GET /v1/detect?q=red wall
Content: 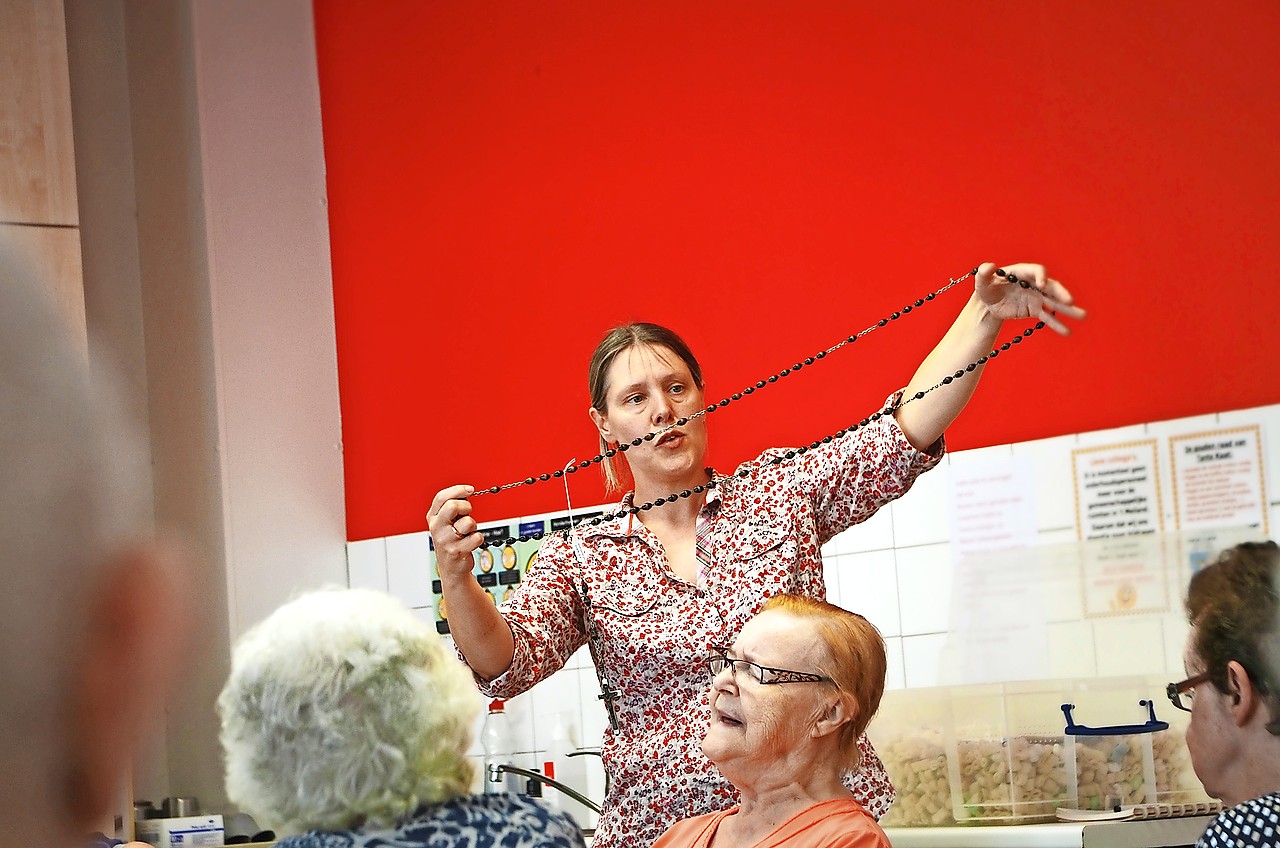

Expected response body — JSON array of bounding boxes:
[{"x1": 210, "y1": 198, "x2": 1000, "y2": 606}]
[{"x1": 313, "y1": 1, "x2": 1280, "y2": 542}]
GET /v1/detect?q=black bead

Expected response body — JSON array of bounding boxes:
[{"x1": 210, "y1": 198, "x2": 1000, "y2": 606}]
[
  {"x1": 692, "y1": 485, "x2": 705, "y2": 493},
  {"x1": 891, "y1": 312, "x2": 900, "y2": 320},
  {"x1": 680, "y1": 490, "x2": 691, "y2": 498},
  {"x1": 860, "y1": 418, "x2": 870, "y2": 427},
  {"x1": 1034, "y1": 321, "x2": 1046, "y2": 330},
  {"x1": 996, "y1": 267, "x2": 1007, "y2": 277},
  {"x1": 914, "y1": 391, "x2": 925, "y2": 400},
  {"x1": 632, "y1": 437, "x2": 643, "y2": 446},
  {"x1": 990, "y1": 349, "x2": 1000, "y2": 358},
  {"x1": 676, "y1": 417, "x2": 688, "y2": 426},
  {"x1": 518, "y1": 535, "x2": 529, "y2": 543},
  {"x1": 605, "y1": 449, "x2": 616, "y2": 458},
  {"x1": 816, "y1": 351, "x2": 826, "y2": 359},
  {"x1": 706, "y1": 404, "x2": 717, "y2": 413},
  {"x1": 914, "y1": 299, "x2": 924, "y2": 307},
  {"x1": 487, "y1": 486, "x2": 499, "y2": 494},
  {"x1": 744, "y1": 386, "x2": 755, "y2": 394},
  {"x1": 643, "y1": 432, "x2": 656, "y2": 441},
  {"x1": 1001, "y1": 342, "x2": 1012, "y2": 350},
  {"x1": 792, "y1": 363, "x2": 803, "y2": 371},
  {"x1": 780, "y1": 369, "x2": 790, "y2": 376},
  {"x1": 566, "y1": 465, "x2": 577, "y2": 473},
  {"x1": 641, "y1": 502, "x2": 652, "y2": 510},
  {"x1": 618, "y1": 443, "x2": 630, "y2": 452},
  {"x1": 707, "y1": 479, "x2": 718, "y2": 488},
  {"x1": 1012, "y1": 336, "x2": 1022, "y2": 344},
  {"x1": 629, "y1": 506, "x2": 641, "y2": 515},
  {"x1": 718, "y1": 399, "x2": 729, "y2": 407},
  {"x1": 1023, "y1": 328, "x2": 1034, "y2": 337},
  {"x1": 925, "y1": 293, "x2": 935, "y2": 301},
  {"x1": 847, "y1": 335, "x2": 857, "y2": 343},
  {"x1": 553, "y1": 470, "x2": 564, "y2": 477},
  {"x1": 822, "y1": 436, "x2": 832, "y2": 443},
  {"x1": 504, "y1": 537, "x2": 516, "y2": 547},
  {"x1": 902, "y1": 305, "x2": 912, "y2": 314},
  {"x1": 966, "y1": 364, "x2": 976, "y2": 372},
  {"x1": 540, "y1": 473, "x2": 551, "y2": 481},
  {"x1": 785, "y1": 450, "x2": 795, "y2": 459},
  {"x1": 756, "y1": 380, "x2": 766, "y2": 388},
  {"x1": 732, "y1": 393, "x2": 741, "y2": 400},
  {"x1": 579, "y1": 461, "x2": 590, "y2": 469},
  {"x1": 525, "y1": 477, "x2": 535, "y2": 485},
  {"x1": 977, "y1": 356, "x2": 988, "y2": 364},
  {"x1": 942, "y1": 376, "x2": 953, "y2": 385},
  {"x1": 804, "y1": 357, "x2": 815, "y2": 365},
  {"x1": 768, "y1": 375, "x2": 778, "y2": 383},
  {"x1": 878, "y1": 318, "x2": 888, "y2": 327},
  {"x1": 954, "y1": 370, "x2": 964, "y2": 379},
  {"x1": 810, "y1": 441, "x2": 820, "y2": 449},
  {"x1": 739, "y1": 468, "x2": 751, "y2": 477}
]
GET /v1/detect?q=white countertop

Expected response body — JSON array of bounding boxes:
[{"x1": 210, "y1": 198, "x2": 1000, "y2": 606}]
[{"x1": 884, "y1": 815, "x2": 1213, "y2": 848}]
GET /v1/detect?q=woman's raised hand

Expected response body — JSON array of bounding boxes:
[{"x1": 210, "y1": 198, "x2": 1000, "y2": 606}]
[
  {"x1": 427, "y1": 484, "x2": 482, "y2": 579},
  {"x1": 974, "y1": 262, "x2": 1086, "y2": 335}
]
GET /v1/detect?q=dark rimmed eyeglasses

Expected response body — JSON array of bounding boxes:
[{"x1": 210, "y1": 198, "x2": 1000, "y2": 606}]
[
  {"x1": 1166, "y1": 671, "x2": 1213, "y2": 712},
  {"x1": 703, "y1": 645, "x2": 832, "y2": 685}
]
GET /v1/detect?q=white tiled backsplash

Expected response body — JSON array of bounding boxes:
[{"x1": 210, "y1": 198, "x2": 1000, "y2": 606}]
[{"x1": 346, "y1": 402, "x2": 1280, "y2": 813}]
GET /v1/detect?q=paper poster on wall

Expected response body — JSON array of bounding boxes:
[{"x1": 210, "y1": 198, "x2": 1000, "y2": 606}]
[
  {"x1": 947, "y1": 456, "x2": 1048, "y2": 684},
  {"x1": 1072, "y1": 440, "x2": 1163, "y2": 541},
  {"x1": 1170, "y1": 425, "x2": 1269, "y2": 533},
  {"x1": 1077, "y1": 533, "x2": 1170, "y2": 618}
]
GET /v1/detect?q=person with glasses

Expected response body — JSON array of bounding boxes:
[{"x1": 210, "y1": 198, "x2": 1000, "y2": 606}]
[
  {"x1": 428, "y1": 263, "x2": 1083, "y2": 847},
  {"x1": 1169, "y1": 540, "x2": 1280, "y2": 848},
  {"x1": 653, "y1": 594, "x2": 890, "y2": 847}
]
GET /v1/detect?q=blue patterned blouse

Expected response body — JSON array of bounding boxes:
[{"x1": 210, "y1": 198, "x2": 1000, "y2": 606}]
[
  {"x1": 272, "y1": 793, "x2": 586, "y2": 848},
  {"x1": 1196, "y1": 793, "x2": 1280, "y2": 847}
]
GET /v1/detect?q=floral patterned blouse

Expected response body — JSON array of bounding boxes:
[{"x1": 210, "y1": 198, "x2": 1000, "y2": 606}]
[{"x1": 472, "y1": 394, "x2": 943, "y2": 848}]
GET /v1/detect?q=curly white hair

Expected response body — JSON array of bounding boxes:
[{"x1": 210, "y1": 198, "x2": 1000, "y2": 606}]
[{"x1": 218, "y1": 587, "x2": 480, "y2": 833}]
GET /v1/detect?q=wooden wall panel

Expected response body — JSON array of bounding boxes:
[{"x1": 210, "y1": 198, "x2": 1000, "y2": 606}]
[{"x1": 0, "y1": 0, "x2": 79, "y2": 225}]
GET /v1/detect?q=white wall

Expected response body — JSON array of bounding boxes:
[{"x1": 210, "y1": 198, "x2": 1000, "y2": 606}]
[
  {"x1": 349, "y1": 402, "x2": 1280, "y2": 817},
  {"x1": 65, "y1": 0, "x2": 348, "y2": 809}
]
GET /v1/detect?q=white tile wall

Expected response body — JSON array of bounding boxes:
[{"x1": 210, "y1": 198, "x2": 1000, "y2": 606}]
[
  {"x1": 346, "y1": 402, "x2": 1280, "y2": 808},
  {"x1": 345, "y1": 536, "x2": 388, "y2": 592}
]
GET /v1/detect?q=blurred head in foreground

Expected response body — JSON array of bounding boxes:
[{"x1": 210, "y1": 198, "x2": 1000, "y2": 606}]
[{"x1": 0, "y1": 230, "x2": 190, "y2": 848}]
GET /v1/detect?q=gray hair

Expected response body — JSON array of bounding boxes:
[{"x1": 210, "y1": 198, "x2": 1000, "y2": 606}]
[
  {"x1": 218, "y1": 587, "x2": 480, "y2": 833},
  {"x1": 0, "y1": 232, "x2": 148, "y2": 838}
]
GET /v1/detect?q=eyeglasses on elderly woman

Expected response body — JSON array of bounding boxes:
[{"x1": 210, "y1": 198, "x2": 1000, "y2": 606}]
[
  {"x1": 703, "y1": 645, "x2": 832, "y2": 685},
  {"x1": 1166, "y1": 670, "x2": 1213, "y2": 712}
]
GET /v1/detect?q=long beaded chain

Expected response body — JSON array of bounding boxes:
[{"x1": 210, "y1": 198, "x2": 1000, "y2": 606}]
[{"x1": 468, "y1": 267, "x2": 1040, "y2": 550}]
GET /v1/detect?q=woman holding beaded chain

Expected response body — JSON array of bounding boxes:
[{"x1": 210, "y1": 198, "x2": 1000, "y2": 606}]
[{"x1": 427, "y1": 262, "x2": 1083, "y2": 848}]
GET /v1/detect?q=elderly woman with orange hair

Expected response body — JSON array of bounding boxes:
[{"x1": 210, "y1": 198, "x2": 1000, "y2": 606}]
[{"x1": 654, "y1": 594, "x2": 891, "y2": 848}]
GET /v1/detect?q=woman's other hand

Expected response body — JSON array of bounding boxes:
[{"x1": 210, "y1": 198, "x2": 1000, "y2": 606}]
[
  {"x1": 427, "y1": 484, "x2": 482, "y2": 580},
  {"x1": 974, "y1": 262, "x2": 1086, "y2": 335}
]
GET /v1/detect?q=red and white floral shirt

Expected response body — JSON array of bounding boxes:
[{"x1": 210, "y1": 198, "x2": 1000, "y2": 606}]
[{"x1": 472, "y1": 395, "x2": 943, "y2": 848}]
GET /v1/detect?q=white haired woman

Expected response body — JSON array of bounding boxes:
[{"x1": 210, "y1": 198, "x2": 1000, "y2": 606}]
[
  {"x1": 654, "y1": 595, "x2": 891, "y2": 848},
  {"x1": 217, "y1": 588, "x2": 584, "y2": 848}
]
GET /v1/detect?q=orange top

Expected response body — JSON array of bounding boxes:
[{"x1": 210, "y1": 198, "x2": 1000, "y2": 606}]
[{"x1": 652, "y1": 797, "x2": 892, "y2": 848}]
